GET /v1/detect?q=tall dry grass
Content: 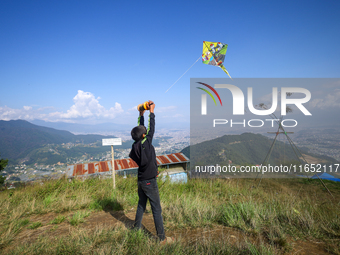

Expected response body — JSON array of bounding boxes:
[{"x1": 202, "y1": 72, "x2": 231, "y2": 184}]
[
  {"x1": 8, "y1": 224, "x2": 276, "y2": 255},
  {"x1": 0, "y1": 175, "x2": 339, "y2": 254}
]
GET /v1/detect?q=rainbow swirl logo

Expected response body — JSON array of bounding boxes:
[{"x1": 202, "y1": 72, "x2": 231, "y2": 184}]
[{"x1": 196, "y1": 82, "x2": 223, "y2": 106}]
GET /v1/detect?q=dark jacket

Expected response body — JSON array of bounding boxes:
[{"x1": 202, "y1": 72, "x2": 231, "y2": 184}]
[{"x1": 129, "y1": 113, "x2": 158, "y2": 181}]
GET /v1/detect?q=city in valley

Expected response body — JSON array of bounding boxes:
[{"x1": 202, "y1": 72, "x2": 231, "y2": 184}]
[
  {"x1": 2, "y1": 127, "x2": 339, "y2": 184},
  {"x1": 2, "y1": 129, "x2": 190, "y2": 184}
]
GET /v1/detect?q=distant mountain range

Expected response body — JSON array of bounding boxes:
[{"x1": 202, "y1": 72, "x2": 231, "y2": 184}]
[
  {"x1": 181, "y1": 133, "x2": 338, "y2": 166},
  {"x1": 0, "y1": 120, "x2": 119, "y2": 163},
  {"x1": 30, "y1": 119, "x2": 189, "y2": 134},
  {"x1": 1, "y1": 120, "x2": 337, "y2": 167},
  {"x1": 30, "y1": 120, "x2": 131, "y2": 134}
]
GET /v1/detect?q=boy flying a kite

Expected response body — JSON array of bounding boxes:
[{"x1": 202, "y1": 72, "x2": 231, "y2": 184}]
[{"x1": 129, "y1": 100, "x2": 173, "y2": 244}]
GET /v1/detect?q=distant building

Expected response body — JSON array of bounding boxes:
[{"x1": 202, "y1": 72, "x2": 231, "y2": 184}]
[{"x1": 66, "y1": 153, "x2": 189, "y2": 181}]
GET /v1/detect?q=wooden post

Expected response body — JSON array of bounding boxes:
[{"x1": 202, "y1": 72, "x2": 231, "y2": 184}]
[
  {"x1": 111, "y1": 145, "x2": 115, "y2": 189},
  {"x1": 102, "y1": 138, "x2": 121, "y2": 190}
]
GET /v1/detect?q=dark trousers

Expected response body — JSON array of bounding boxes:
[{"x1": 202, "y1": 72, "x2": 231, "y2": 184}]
[{"x1": 133, "y1": 177, "x2": 165, "y2": 241}]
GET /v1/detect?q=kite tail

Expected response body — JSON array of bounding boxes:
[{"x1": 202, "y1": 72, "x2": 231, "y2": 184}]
[{"x1": 220, "y1": 65, "x2": 232, "y2": 79}]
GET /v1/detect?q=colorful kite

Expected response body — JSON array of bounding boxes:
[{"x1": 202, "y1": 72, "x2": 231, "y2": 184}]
[
  {"x1": 202, "y1": 41, "x2": 231, "y2": 79},
  {"x1": 165, "y1": 41, "x2": 232, "y2": 93}
]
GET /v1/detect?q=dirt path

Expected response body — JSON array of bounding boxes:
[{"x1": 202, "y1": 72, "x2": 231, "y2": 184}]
[{"x1": 8, "y1": 210, "x2": 330, "y2": 255}]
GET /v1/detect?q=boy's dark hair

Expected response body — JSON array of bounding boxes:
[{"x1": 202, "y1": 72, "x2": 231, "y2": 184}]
[{"x1": 131, "y1": 125, "x2": 147, "y2": 141}]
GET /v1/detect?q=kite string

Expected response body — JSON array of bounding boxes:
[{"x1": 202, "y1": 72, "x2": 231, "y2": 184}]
[{"x1": 165, "y1": 55, "x2": 201, "y2": 93}]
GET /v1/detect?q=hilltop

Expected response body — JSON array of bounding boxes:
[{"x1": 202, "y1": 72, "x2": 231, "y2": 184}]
[
  {"x1": 0, "y1": 120, "x2": 168, "y2": 168},
  {"x1": 0, "y1": 176, "x2": 339, "y2": 254},
  {"x1": 181, "y1": 133, "x2": 338, "y2": 166},
  {"x1": 0, "y1": 120, "x2": 120, "y2": 164}
]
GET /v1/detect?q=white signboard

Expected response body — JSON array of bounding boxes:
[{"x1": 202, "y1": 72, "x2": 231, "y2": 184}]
[{"x1": 102, "y1": 138, "x2": 122, "y2": 146}]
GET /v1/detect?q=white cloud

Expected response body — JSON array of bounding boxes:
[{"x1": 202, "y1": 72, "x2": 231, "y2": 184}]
[
  {"x1": 309, "y1": 89, "x2": 340, "y2": 109},
  {"x1": 56, "y1": 90, "x2": 123, "y2": 119},
  {"x1": 128, "y1": 106, "x2": 137, "y2": 111},
  {"x1": 0, "y1": 90, "x2": 124, "y2": 123},
  {"x1": 23, "y1": 106, "x2": 32, "y2": 111},
  {"x1": 0, "y1": 105, "x2": 39, "y2": 121}
]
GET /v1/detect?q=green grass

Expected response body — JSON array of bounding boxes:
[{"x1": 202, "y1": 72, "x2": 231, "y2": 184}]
[
  {"x1": 8, "y1": 225, "x2": 277, "y2": 255},
  {"x1": 28, "y1": 222, "x2": 42, "y2": 229},
  {"x1": 50, "y1": 215, "x2": 65, "y2": 225},
  {"x1": 0, "y1": 175, "x2": 339, "y2": 254},
  {"x1": 68, "y1": 210, "x2": 91, "y2": 226}
]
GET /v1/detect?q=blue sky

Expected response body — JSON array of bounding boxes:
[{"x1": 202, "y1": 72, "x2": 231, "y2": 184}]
[{"x1": 0, "y1": 0, "x2": 339, "y2": 127}]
